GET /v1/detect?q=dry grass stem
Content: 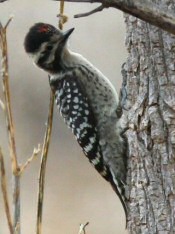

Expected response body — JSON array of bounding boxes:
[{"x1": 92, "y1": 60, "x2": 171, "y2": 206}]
[
  {"x1": 0, "y1": 19, "x2": 21, "y2": 234},
  {"x1": 0, "y1": 19, "x2": 18, "y2": 175},
  {"x1": 36, "y1": 1, "x2": 68, "y2": 232},
  {"x1": 20, "y1": 144, "x2": 41, "y2": 175},
  {"x1": 78, "y1": 222, "x2": 89, "y2": 234},
  {"x1": 4, "y1": 16, "x2": 14, "y2": 30},
  {"x1": 0, "y1": 147, "x2": 13, "y2": 234},
  {"x1": 36, "y1": 90, "x2": 55, "y2": 234},
  {"x1": 58, "y1": 0, "x2": 65, "y2": 29}
]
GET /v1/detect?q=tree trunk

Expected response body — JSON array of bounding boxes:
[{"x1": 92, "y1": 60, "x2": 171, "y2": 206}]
[{"x1": 122, "y1": 1, "x2": 175, "y2": 233}]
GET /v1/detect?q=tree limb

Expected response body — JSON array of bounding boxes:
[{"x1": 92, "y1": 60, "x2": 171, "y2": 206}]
[{"x1": 53, "y1": 0, "x2": 175, "y2": 35}]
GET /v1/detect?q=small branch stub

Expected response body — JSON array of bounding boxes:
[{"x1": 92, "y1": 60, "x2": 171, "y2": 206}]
[
  {"x1": 78, "y1": 222, "x2": 89, "y2": 234},
  {"x1": 20, "y1": 144, "x2": 41, "y2": 175},
  {"x1": 74, "y1": 4, "x2": 104, "y2": 18}
]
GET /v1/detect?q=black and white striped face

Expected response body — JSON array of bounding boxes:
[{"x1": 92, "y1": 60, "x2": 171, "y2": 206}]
[{"x1": 24, "y1": 23, "x2": 74, "y2": 71}]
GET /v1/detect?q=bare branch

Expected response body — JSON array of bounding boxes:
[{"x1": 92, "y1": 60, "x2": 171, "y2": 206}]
[
  {"x1": 52, "y1": 0, "x2": 175, "y2": 35},
  {"x1": 20, "y1": 144, "x2": 41, "y2": 175},
  {"x1": 36, "y1": 0, "x2": 68, "y2": 231},
  {"x1": 74, "y1": 5, "x2": 104, "y2": 18},
  {"x1": 4, "y1": 16, "x2": 14, "y2": 30},
  {"x1": 0, "y1": 147, "x2": 13, "y2": 234},
  {"x1": 0, "y1": 19, "x2": 21, "y2": 234},
  {"x1": 0, "y1": 19, "x2": 19, "y2": 175},
  {"x1": 58, "y1": 0, "x2": 67, "y2": 29},
  {"x1": 36, "y1": 90, "x2": 54, "y2": 234},
  {"x1": 78, "y1": 222, "x2": 89, "y2": 234}
]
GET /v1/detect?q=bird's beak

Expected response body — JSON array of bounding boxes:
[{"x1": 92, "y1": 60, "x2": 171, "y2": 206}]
[{"x1": 62, "y1": 28, "x2": 74, "y2": 42}]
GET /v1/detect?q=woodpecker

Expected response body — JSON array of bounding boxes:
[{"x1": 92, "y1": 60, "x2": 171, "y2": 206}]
[{"x1": 24, "y1": 23, "x2": 127, "y2": 218}]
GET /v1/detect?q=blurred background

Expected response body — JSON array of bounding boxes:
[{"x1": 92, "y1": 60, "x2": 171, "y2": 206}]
[{"x1": 0, "y1": 0, "x2": 127, "y2": 233}]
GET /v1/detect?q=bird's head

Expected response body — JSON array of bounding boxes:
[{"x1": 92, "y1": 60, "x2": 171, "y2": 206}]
[{"x1": 24, "y1": 22, "x2": 74, "y2": 71}]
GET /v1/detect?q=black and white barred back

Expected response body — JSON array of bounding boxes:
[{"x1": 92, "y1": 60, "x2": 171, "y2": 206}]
[
  {"x1": 50, "y1": 72, "x2": 127, "y2": 217},
  {"x1": 50, "y1": 74, "x2": 108, "y2": 174},
  {"x1": 24, "y1": 23, "x2": 128, "y2": 220}
]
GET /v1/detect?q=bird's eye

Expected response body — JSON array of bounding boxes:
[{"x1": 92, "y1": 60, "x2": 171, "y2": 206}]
[{"x1": 46, "y1": 45, "x2": 53, "y2": 51}]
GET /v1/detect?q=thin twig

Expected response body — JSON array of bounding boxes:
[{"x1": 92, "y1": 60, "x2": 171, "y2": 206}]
[
  {"x1": 36, "y1": 90, "x2": 54, "y2": 234},
  {"x1": 0, "y1": 20, "x2": 18, "y2": 175},
  {"x1": 52, "y1": 0, "x2": 175, "y2": 36},
  {"x1": 0, "y1": 19, "x2": 21, "y2": 234},
  {"x1": 74, "y1": 4, "x2": 104, "y2": 18},
  {"x1": 0, "y1": 147, "x2": 13, "y2": 234},
  {"x1": 4, "y1": 16, "x2": 14, "y2": 30},
  {"x1": 20, "y1": 144, "x2": 41, "y2": 175},
  {"x1": 58, "y1": 0, "x2": 65, "y2": 29},
  {"x1": 36, "y1": 0, "x2": 68, "y2": 232},
  {"x1": 78, "y1": 222, "x2": 89, "y2": 234},
  {"x1": 57, "y1": 0, "x2": 68, "y2": 29}
]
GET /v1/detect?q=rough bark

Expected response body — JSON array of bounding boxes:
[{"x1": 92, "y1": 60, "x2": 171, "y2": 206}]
[
  {"x1": 121, "y1": 0, "x2": 175, "y2": 233},
  {"x1": 53, "y1": 0, "x2": 175, "y2": 232}
]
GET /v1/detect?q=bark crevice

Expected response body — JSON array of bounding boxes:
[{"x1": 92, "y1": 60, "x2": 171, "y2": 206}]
[{"x1": 122, "y1": 3, "x2": 175, "y2": 231}]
